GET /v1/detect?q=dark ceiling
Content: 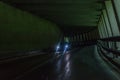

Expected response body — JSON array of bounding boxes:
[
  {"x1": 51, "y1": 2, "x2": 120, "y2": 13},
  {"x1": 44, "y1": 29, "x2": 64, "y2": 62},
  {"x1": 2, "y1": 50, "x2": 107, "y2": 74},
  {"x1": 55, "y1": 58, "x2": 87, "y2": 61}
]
[{"x1": 1, "y1": 0, "x2": 103, "y2": 34}]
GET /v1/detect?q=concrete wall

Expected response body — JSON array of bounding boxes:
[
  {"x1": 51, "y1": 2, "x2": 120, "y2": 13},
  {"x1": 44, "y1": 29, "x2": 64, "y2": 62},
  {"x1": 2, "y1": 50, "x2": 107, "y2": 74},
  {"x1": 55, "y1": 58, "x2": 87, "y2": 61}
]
[
  {"x1": 105, "y1": 1, "x2": 120, "y2": 36},
  {"x1": 0, "y1": 2, "x2": 61, "y2": 52}
]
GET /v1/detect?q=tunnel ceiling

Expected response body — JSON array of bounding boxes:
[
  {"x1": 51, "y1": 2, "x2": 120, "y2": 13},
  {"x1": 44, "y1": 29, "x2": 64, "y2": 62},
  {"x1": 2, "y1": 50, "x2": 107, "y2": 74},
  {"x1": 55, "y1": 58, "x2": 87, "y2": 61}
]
[{"x1": 1, "y1": 0, "x2": 103, "y2": 34}]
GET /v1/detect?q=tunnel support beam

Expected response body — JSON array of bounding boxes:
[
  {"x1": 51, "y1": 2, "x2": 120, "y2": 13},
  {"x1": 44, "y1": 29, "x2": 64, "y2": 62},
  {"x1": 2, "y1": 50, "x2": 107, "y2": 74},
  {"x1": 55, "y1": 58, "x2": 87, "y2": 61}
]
[{"x1": 105, "y1": 0, "x2": 120, "y2": 36}]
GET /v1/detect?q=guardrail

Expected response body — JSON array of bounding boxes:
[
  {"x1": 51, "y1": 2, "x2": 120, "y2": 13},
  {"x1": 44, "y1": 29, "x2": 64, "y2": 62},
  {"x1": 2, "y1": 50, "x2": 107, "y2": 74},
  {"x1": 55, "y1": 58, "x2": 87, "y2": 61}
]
[
  {"x1": 98, "y1": 41, "x2": 120, "y2": 56},
  {"x1": 0, "y1": 50, "x2": 51, "y2": 63},
  {"x1": 100, "y1": 36, "x2": 120, "y2": 41},
  {"x1": 97, "y1": 38, "x2": 120, "y2": 69}
]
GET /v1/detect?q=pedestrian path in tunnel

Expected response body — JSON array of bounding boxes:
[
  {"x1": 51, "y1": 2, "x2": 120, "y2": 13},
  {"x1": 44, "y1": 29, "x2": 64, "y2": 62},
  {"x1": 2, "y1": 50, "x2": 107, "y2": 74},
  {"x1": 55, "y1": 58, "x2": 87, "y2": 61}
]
[{"x1": 15, "y1": 46, "x2": 118, "y2": 80}]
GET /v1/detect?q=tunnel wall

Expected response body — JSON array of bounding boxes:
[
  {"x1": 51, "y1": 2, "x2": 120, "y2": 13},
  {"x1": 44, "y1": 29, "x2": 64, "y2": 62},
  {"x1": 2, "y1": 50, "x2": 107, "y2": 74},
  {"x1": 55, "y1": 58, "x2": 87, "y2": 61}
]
[
  {"x1": 97, "y1": 0, "x2": 120, "y2": 49},
  {"x1": 0, "y1": 2, "x2": 61, "y2": 52}
]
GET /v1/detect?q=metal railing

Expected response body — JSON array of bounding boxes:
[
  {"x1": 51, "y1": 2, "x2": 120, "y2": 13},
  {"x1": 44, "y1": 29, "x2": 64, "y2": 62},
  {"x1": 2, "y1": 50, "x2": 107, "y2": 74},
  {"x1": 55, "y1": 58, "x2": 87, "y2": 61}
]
[{"x1": 97, "y1": 37, "x2": 120, "y2": 69}]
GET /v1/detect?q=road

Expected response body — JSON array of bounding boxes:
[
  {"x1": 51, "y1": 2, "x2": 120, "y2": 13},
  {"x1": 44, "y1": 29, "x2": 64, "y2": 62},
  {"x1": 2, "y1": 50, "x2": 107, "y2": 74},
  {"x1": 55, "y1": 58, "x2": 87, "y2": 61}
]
[{"x1": 0, "y1": 46, "x2": 118, "y2": 80}]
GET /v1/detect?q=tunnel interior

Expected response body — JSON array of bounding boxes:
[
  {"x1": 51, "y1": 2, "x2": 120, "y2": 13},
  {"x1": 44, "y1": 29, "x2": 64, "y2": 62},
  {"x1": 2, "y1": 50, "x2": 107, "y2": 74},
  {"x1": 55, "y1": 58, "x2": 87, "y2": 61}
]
[
  {"x1": 0, "y1": 0, "x2": 120, "y2": 80},
  {"x1": 0, "y1": 0, "x2": 103, "y2": 52}
]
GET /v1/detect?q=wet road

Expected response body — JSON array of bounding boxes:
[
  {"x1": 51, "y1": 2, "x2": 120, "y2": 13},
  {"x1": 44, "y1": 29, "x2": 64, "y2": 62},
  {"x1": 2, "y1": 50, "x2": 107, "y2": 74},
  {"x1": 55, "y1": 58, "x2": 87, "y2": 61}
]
[{"x1": 16, "y1": 46, "x2": 117, "y2": 80}]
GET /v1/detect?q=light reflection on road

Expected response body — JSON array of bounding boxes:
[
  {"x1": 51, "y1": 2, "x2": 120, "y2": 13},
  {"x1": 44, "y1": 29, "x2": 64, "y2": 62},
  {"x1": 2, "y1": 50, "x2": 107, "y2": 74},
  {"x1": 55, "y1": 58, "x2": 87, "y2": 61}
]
[
  {"x1": 56, "y1": 53, "x2": 71, "y2": 80},
  {"x1": 16, "y1": 46, "x2": 116, "y2": 80}
]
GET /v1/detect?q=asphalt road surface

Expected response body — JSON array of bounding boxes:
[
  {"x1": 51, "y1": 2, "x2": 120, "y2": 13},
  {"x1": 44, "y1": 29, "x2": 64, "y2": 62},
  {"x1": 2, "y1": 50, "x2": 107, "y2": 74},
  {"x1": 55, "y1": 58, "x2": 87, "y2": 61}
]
[{"x1": 0, "y1": 46, "x2": 118, "y2": 80}]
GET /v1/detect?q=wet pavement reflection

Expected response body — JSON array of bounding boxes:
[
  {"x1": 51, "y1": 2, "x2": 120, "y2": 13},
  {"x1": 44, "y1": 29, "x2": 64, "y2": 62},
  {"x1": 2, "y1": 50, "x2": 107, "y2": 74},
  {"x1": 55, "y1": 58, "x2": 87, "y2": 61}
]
[
  {"x1": 18, "y1": 46, "x2": 117, "y2": 80},
  {"x1": 56, "y1": 54, "x2": 71, "y2": 80},
  {"x1": 18, "y1": 53, "x2": 72, "y2": 80}
]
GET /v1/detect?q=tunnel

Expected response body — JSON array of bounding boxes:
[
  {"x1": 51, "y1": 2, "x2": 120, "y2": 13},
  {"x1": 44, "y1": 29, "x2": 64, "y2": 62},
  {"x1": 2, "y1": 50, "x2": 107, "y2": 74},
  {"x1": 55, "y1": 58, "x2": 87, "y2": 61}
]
[{"x1": 0, "y1": 0, "x2": 120, "y2": 80}]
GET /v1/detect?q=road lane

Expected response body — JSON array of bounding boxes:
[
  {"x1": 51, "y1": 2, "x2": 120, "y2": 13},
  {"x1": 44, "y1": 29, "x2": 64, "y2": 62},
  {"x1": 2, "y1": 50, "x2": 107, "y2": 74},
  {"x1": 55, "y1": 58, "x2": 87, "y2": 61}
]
[
  {"x1": 0, "y1": 53, "x2": 52, "y2": 80},
  {"x1": 17, "y1": 46, "x2": 118, "y2": 80}
]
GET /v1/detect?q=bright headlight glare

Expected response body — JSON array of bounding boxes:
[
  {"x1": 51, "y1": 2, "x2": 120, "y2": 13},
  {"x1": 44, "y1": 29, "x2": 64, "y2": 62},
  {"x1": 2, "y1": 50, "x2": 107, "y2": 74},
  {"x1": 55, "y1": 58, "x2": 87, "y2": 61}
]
[{"x1": 65, "y1": 45, "x2": 68, "y2": 48}]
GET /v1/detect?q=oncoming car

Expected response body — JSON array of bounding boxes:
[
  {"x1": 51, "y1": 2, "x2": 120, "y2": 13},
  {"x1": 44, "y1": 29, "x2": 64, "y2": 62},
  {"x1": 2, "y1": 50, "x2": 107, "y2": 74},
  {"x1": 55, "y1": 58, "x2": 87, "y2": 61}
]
[{"x1": 55, "y1": 42, "x2": 69, "y2": 55}]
